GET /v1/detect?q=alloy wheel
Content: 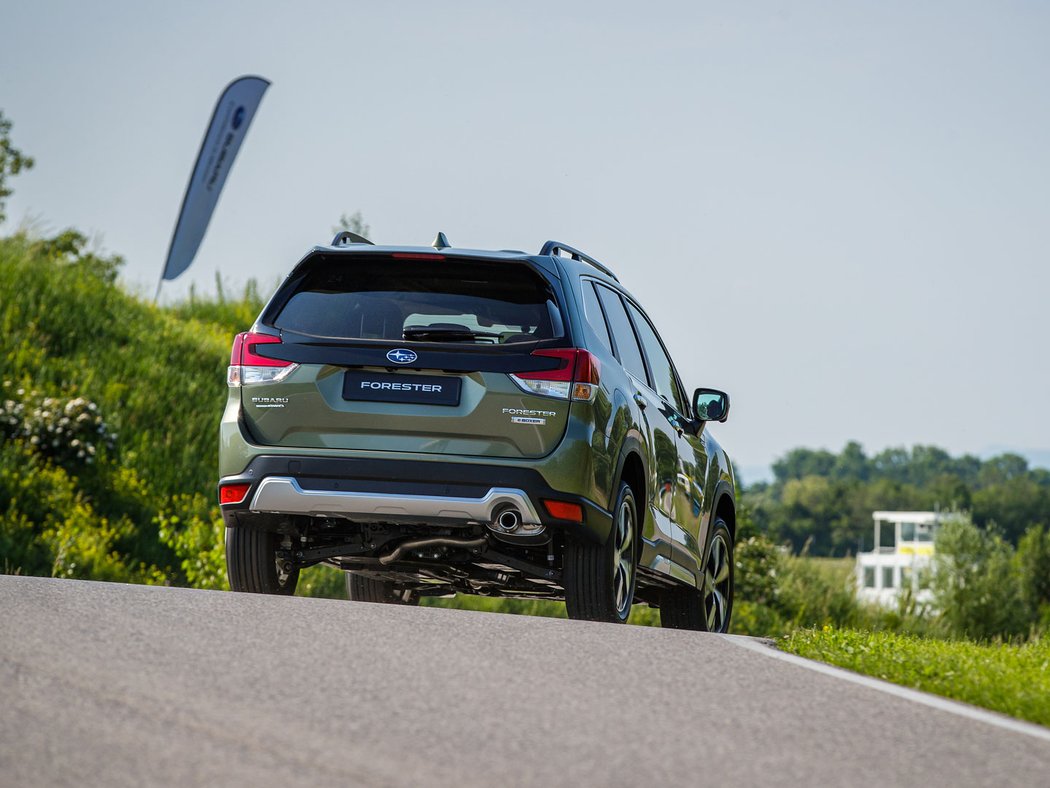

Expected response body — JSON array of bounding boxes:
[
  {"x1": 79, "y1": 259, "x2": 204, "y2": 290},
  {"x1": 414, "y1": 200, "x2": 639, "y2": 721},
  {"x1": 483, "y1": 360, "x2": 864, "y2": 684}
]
[
  {"x1": 703, "y1": 532, "x2": 732, "y2": 632},
  {"x1": 613, "y1": 497, "x2": 636, "y2": 617}
]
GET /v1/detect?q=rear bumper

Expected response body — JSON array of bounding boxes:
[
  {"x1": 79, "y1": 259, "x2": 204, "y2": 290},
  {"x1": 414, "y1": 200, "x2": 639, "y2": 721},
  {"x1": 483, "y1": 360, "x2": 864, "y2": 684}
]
[
  {"x1": 249, "y1": 476, "x2": 542, "y2": 525},
  {"x1": 219, "y1": 455, "x2": 613, "y2": 544}
]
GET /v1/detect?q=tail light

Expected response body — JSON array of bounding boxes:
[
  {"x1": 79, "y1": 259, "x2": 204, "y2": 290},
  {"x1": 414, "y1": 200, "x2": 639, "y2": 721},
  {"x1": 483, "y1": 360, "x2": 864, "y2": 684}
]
[
  {"x1": 227, "y1": 331, "x2": 299, "y2": 387},
  {"x1": 509, "y1": 349, "x2": 600, "y2": 401}
]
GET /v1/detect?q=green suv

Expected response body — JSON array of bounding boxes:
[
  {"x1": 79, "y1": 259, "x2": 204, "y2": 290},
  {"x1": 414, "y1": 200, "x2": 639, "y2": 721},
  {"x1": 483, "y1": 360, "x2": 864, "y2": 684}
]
[{"x1": 219, "y1": 234, "x2": 737, "y2": 629}]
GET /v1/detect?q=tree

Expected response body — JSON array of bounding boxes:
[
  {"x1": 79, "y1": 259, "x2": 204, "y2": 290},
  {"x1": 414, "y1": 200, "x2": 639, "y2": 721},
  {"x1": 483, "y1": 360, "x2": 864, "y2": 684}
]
[
  {"x1": 0, "y1": 110, "x2": 35, "y2": 225},
  {"x1": 1017, "y1": 524, "x2": 1050, "y2": 618},
  {"x1": 870, "y1": 447, "x2": 912, "y2": 484},
  {"x1": 978, "y1": 453, "x2": 1030, "y2": 487},
  {"x1": 831, "y1": 440, "x2": 869, "y2": 481},
  {"x1": 932, "y1": 516, "x2": 1028, "y2": 640},
  {"x1": 772, "y1": 447, "x2": 836, "y2": 483},
  {"x1": 333, "y1": 210, "x2": 371, "y2": 239}
]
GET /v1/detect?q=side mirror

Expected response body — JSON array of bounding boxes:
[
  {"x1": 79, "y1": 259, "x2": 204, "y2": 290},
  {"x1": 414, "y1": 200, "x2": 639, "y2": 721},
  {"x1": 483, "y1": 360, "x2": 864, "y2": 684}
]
[{"x1": 693, "y1": 388, "x2": 730, "y2": 423}]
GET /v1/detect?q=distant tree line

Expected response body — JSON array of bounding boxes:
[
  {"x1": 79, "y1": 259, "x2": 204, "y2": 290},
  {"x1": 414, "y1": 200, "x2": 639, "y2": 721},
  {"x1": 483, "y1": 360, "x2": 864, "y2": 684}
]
[{"x1": 744, "y1": 442, "x2": 1050, "y2": 556}]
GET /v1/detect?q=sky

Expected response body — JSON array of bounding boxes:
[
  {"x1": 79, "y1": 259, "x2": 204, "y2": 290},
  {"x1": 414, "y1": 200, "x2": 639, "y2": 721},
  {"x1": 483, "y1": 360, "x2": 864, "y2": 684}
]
[{"x1": 3, "y1": 1, "x2": 1049, "y2": 482}]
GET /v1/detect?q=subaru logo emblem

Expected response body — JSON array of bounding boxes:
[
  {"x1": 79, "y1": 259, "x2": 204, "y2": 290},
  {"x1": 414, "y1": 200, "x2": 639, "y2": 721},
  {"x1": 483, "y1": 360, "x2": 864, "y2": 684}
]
[{"x1": 386, "y1": 348, "x2": 417, "y2": 364}]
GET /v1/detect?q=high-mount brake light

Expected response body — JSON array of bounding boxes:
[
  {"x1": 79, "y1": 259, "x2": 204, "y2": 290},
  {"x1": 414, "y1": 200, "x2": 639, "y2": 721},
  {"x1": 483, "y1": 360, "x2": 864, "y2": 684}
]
[
  {"x1": 227, "y1": 331, "x2": 299, "y2": 387},
  {"x1": 509, "y1": 349, "x2": 600, "y2": 401},
  {"x1": 219, "y1": 482, "x2": 251, "y2": 505},
  {"x1": 391, "y1": 253, "x2": 446, "y2": 260}
]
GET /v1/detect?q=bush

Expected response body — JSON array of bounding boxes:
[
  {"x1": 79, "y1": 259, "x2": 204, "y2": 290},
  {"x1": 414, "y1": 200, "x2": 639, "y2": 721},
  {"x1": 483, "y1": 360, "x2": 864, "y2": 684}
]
[
  {"x1": 156, "y1": 494, "x2": 227, "y2": 590},
  {"x1": 933, "y1": 516, "x2": 1028, "y2": 641},
  {"x1": 2, "y1": 383, "x2": 116, "y2": 467},
  {"x1": 0, "y1": 439, "x2": 164, "y2": 583},
  {"x1": 1017, "y1": 524, "x2": 1050, "y2": 625}
]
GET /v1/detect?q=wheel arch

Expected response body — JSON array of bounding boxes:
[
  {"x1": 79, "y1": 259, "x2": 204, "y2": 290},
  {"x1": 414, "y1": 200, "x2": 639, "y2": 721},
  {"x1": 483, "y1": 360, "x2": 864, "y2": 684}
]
[
  {"x1": 712, "y1": 480, "x2": 736, "y2": 542},
  {"x1": 617, "y1": 450, "x2": 646, "y2": 517},
  {"x1": 611, "y1": 439, "x2": 646, "y2": 552}
]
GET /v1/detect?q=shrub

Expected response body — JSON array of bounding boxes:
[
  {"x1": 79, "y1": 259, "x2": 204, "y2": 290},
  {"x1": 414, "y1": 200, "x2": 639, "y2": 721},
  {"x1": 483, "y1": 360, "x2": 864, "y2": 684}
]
[
  {"x1": 1, "y1": 383, "x2": 116, "y2": 467},
  {"x1": 933, "y1": 516, "x2": 1028, "y2": 640},
  {"x1": 1017, "y1": 524, "x2": 1050, "y2": 634},
  {"x1": 156, "y1": 494, "x2": 227, "y2": 590}
]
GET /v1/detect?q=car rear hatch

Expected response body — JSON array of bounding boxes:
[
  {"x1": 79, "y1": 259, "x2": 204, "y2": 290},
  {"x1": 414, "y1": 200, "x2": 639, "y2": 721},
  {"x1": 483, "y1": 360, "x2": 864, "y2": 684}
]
[{"x1": 230, "y1": 250, "x2": 582, "y2": 459}]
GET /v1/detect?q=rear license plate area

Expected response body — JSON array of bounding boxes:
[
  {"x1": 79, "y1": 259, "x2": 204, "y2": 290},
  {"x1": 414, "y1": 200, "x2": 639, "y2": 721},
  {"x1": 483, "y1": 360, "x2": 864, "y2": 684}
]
[{"x1": 342, "y1": 371, "x2": 462, "y2": 406}]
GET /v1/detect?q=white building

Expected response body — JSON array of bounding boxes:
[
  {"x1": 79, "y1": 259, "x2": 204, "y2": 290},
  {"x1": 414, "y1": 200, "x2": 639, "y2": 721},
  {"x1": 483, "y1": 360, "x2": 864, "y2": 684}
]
[{"x1": 856, "y1": 511, "x2": 939, "y2": 607}]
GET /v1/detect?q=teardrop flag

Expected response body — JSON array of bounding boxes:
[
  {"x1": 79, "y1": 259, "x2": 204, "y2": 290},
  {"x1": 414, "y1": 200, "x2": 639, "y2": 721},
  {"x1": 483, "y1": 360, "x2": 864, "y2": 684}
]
[{"x1": 158, "y1": 75, "x2": 269, "y2": 297}]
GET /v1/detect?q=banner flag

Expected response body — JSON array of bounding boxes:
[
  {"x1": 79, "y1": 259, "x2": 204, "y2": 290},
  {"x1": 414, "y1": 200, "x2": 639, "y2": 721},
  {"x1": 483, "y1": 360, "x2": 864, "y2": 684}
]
[{"x1": 159, "y1": 75, "x2": 269, "y2": 294}]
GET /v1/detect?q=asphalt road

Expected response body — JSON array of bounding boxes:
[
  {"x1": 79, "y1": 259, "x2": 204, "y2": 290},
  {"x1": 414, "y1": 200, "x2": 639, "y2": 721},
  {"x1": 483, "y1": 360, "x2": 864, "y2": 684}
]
[{"x1": 2, "y1": 575, "x2": 1048, "y2": 787}]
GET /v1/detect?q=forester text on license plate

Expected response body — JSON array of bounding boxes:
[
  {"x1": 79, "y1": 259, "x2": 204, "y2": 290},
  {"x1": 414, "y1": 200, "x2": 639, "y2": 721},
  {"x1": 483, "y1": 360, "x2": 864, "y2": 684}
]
[{"x1": 342, "y1": 371, "x2": 461, "y2": 406}]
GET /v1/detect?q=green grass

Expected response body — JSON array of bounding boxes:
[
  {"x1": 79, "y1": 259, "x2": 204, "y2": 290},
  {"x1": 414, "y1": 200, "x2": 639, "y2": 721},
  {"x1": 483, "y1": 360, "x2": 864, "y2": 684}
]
[
  {"x1": 0, "y1": 231, "x2": 267, "y2": 585},
  {"x1": 780, "y1": 627, "x2": 1050, "y2": 727}
]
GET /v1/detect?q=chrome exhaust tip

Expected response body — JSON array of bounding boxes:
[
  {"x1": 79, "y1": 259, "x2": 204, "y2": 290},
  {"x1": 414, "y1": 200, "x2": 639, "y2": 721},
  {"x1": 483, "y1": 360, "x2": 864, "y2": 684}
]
[{"x1": 494, "y1": 507, "x2": 522, "y2": 533}]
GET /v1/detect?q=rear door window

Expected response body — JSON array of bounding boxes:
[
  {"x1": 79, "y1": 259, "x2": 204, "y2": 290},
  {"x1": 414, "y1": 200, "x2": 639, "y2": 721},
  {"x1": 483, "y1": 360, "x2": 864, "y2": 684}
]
[
  {"x1": 273, "y1": 256, "x2": 564, "y2": 344},
  {"x1": 626, "y1": 301, "x2": 687, "y2": 413},
  {"x1": 595, "y1": 285, "x2": 648, "y2": 383}
]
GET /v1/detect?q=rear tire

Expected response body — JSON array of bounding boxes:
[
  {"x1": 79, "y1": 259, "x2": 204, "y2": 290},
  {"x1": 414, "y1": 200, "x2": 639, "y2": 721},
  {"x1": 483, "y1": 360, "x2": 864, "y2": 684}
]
[
  {"x1": 564, "y1": 482, "x2": 638, "y2": 623},
  {"x1": 346, "y1": 573, "x2": 419, "y2": 605},
  {"x1": 660, "y1": 518, "x2": 733, "y2": 632},
  {"x1": 225, "y1": 527, "x2": 299, "y2": 595}
]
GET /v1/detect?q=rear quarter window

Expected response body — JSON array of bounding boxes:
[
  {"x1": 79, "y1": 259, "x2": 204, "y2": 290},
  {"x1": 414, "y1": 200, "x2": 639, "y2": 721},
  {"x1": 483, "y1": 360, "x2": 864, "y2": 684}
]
[{"x1": 580, "y1": 280, "x2": 614, "y2": 354}]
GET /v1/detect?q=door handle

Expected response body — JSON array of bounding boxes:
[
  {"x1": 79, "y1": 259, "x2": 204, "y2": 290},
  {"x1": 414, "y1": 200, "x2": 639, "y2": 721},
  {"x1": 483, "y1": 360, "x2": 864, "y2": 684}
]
[{"x1": 633, "y1": 392, "x2": 647, "y2": 410}]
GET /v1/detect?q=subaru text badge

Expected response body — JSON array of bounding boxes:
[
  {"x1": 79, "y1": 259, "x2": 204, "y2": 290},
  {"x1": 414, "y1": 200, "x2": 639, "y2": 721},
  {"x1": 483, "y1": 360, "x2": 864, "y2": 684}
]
[{"x1": 387, "y1": 348, "x2": 418, "y2": 364}]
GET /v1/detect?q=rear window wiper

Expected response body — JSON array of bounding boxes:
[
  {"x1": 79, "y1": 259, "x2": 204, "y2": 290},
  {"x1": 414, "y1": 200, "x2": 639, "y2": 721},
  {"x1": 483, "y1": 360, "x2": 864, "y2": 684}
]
[{"x1": 402, "y1": 327, "x2": 502, "y2": 343}]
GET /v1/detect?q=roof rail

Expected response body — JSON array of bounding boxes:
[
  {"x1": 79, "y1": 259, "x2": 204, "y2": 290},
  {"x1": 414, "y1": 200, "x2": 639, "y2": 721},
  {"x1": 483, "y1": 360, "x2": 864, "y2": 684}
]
[
  {"x1": 331, "y1": 231, "x2": 374, "y2": 246},
  {"x1": 539, "y1": 240, "x2": 619, "y2": 281}
]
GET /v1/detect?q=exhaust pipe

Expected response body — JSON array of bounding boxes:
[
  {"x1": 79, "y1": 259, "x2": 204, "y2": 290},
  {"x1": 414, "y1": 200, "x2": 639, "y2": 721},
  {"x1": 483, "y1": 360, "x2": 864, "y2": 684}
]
[
  {"x1": 378, "y1": 535, "x2": 488, "y2": 565},
  {"x1": 494, "y1": 507, "x2": 523, "y2": 533}
]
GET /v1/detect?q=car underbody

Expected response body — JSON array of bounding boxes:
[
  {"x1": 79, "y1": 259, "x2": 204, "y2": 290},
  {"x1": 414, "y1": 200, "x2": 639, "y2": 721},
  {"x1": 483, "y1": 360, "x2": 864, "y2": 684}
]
[{"x1": 227, "y1": 511, "x2": 672, "y2": 603}]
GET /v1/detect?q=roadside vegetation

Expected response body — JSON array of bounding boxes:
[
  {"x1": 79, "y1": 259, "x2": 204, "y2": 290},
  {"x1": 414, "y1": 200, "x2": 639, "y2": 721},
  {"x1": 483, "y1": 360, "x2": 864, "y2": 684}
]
[
  {"x1": 781, "y1": 628, "x2": 1050, "y2": 727},
  {"x1": 2, "y1": 112, "x2": 1048, "y2": 724}
]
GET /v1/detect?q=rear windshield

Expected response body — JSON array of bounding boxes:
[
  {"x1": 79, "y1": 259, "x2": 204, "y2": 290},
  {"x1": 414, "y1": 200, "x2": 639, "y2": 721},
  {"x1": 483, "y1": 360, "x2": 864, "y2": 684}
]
[{"x1": 273, "y1": 256, "x2": 564, "y2": 344}]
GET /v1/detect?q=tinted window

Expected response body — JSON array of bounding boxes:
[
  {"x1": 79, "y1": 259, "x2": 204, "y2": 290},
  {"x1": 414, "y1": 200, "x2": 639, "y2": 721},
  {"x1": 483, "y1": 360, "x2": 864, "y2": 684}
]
[
  {"x1": 274, "y1": 257, "x2": 563, "y2": 343},
  {"x1": 595, "y1": 286, "x2": 647, "y2": 383},
  {"x1": 580, "y1": 281, "x2": 613, "y2": 354},
  {"x1": 626, "y1": 302, "x2": 686, "y2": 413}
]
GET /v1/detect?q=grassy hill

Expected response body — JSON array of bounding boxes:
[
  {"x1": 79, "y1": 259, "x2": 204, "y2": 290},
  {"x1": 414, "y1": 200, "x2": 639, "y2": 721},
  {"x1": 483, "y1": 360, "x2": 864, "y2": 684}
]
[{"x1": 0, "y1": 231, "x2": 258, "y2": 586}]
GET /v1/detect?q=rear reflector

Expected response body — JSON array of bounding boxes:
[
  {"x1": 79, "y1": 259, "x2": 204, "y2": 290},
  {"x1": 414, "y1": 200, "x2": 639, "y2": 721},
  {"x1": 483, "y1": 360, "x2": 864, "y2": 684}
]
[
  {"x1": 542, "y1": 499, "x2": 584, "y2": 522},
  {"x1": 219, "y1": 483, "x2": 251, "y2": 505},
  {"x1": 510, "y1": 349, "x2": 600, "y2": 401}
]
